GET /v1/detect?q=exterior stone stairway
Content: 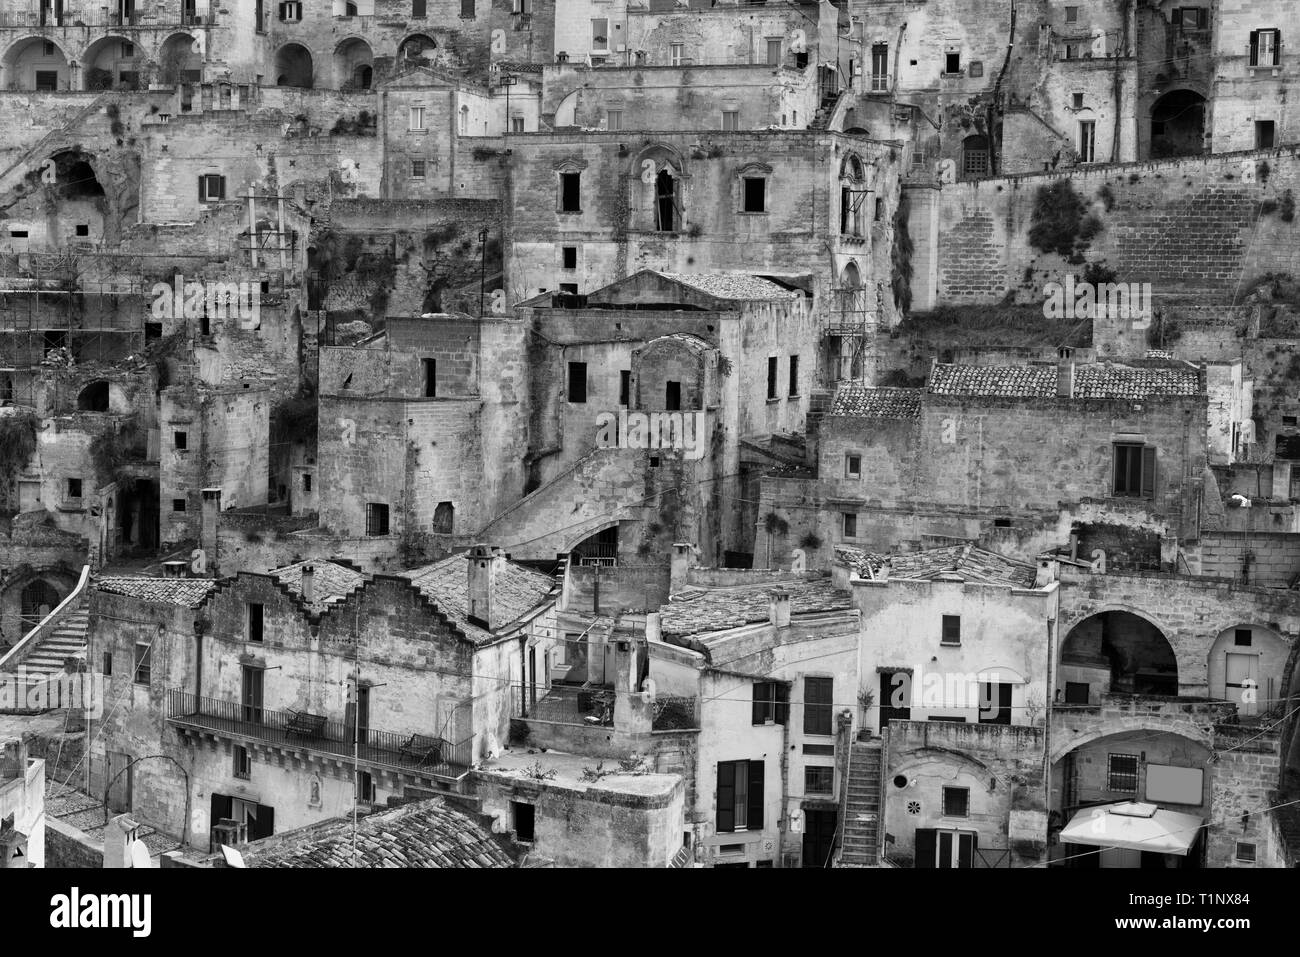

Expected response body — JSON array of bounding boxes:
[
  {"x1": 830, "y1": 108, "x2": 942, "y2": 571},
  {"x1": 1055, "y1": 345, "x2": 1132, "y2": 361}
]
[
  {"x1": 18, "y1": 597, "x2": 90, "y2": 678},
  {"x1": 840, "y1": 738, "x2": 883, "y2": 866}
]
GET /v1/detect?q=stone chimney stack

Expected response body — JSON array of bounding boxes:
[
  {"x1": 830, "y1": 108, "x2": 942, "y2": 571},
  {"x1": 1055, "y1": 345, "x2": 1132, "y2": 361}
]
[
  {"x1": 300, "y1": 565, "x2": 314, "y2": 605},
  {"x1": 645, "y1": 611, "x2": 662, "y2": 643},
  {"x1": 1056, "y1": 348, "x2": 1075, "y2": 399},
  {"x1": 200, "y1": 487, "x2": 222, "y2": 575},
  {"x1": 768, "y1": 589, "x2": 791, "y2": 627},
  {"x1": 670, "y1": 543, "x2": 695, "y2": 593},
  {"x1": 467, "y1": 544, "x2": 504, "y2": 631}
]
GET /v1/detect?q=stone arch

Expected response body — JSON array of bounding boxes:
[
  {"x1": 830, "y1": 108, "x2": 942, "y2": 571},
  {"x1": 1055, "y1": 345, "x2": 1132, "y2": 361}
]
[
  {"x1": 1058, "y1": 606, "x2": 1179, "y2": 698},
  {"x1": 1278, "y1": 640, "x2": 1300, "y2": 786},
  {"x1": 1049, "y1": 723, "x2": 1212, "y2": 769},
  {"x1": 1, "y1": 35, "x2": 71, "y2": 91},
  {"x1": 841, "y1": 260, "x2": 862, "y2": 289},
  {"x1": 77, "y1": 379, "x2": 110, "y2": 411},
  {"x1": 633, "y1": 145, "x2": 688, "y2": 234},
  {"x1": 333, "y1": 37, "x2": 373, "y2": 90},
  {"x1": 274, "y1": 42, "x2": 314, "y2": 88},
  {"x1": 82, "y1": 34, "x2": 138, "y2": 90},
  {"x1": 0, "y1": 565, "x2": 77, "y2": 646},
  {"x1": 1149, "y1": 89, "x2": 1206, "y2": 159},
  {"x1": 960, "y1": 134, "x2": 990, "y2": 180},
  {"x1": 157, "y1": 32, "x2": 202, "y2": 86},
  {"x1": 1205, "y1": 623, "x2": 1290, "y2": 717},
  {"x1": 569, "y1": 523, "x2": 620, "y2": 564},
  {"x1": 397, "y1": 33, "x2": 437, "y2": 70}
]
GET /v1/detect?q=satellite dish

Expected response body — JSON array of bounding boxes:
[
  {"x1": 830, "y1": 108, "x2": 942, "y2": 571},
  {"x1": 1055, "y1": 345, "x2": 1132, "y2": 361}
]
[{"x1": 220, "y1": 844, "x2": 246, "y2": 868}]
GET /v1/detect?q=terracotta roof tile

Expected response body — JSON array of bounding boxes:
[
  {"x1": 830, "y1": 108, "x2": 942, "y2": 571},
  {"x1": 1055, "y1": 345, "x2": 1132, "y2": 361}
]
[
  {"x1": 653, "y1": 271, "x2": 795, "y2": 301},
  {"x1": 94, "y1": 577, "x2": 217, "y2": 608},
  {"x1": 399, "y1": 553, "x2": 554, "y2": 644},
  {"x1": 928, "y1": 362, "x2": 1202, "y2": 400},
  {"x1": 269, "y1": 559, "x2": 367, "y2": 612},
  {"x1": 835, "y1": 544, "x2": 1038, "y2": 588},
  {"x1": 659, "y1": 577, "x2": 852, "y2": 638},
  {"x1": 830, "y1": 385, "x2": 922, "y2": 419}
]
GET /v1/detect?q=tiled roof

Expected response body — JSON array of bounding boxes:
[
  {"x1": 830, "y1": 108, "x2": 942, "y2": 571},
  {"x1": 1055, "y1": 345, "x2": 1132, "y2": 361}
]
[
  {"x1": 659, "y1": 577, "x2": 852, "y2": 638},
  {"x1": 269, "y1": 559, "x2": 367, "y2": 612},
  {"x1": 835, "y1": 544, "x2": 1038, "y2": 588},
  {"x1": 830, "y1": 385, "x2": 922, "y2": 419},
  {"x1": 653, "y1": 271, "x2": 794, "y2": 301},
  {"x1": 95, "y1": 577, "x2": 217, "y2": 608},
  {"x1": 927, "y1": 362, "x2": 1202, "y2": 400},
  {"x1": 400, "y1": 553, "x2": 555, "y2": 644},
  {"x1": 244, "y1": 798, "x2": 515, "y2": 869}
]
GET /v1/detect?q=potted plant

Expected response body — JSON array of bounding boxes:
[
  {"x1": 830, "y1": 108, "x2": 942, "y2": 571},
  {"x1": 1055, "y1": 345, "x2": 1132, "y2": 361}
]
[{"x1": 857, "y1": 688, "x2": 875, "y2": 738}]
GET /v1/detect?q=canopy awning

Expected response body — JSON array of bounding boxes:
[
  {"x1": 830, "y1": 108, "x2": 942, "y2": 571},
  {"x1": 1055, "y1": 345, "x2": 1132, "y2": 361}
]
[{"x1": 1059, "y1": 801, "x2": 1203, "y2": 856}]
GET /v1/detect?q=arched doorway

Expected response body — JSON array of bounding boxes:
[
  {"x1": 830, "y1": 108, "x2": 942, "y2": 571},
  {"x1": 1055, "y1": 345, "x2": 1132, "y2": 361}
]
[
  {"x1": 398, "y1": 34, "x2": 436, "y2": 70},
  {"x1": 158, "y1": 32, "x2": 202, "y2": 86},
  {"x1": 334, "y1": 37, "x2": 373, "y2": 90},
  {"x1": 2, "y1": 37, "x2": 70, "y2": 90},
  {"x1": 19, "y1": 579, "x2": 60, "y2": 633},
  {"x1": 77, "y1": 380, "x2": 110, "y2": 411},
  {"x1": 1206, "y1": 624, "x2": 1289, "y2": 717},
  {"x1": 572, "y1": 525, "x2": 618, "y2": 566},
  {"x1": 1150, "y1": 90, "x2": 1206, "y2": 158},
  {"x1": 1059, "y1": 610, "x2": 1178, "y2": 698},
  {"x1": 82, "y1": 35, "x2": 139, "y2": 90},
  {"x1": 274, "y1": 43, "x2": 314, "y2": 88}
]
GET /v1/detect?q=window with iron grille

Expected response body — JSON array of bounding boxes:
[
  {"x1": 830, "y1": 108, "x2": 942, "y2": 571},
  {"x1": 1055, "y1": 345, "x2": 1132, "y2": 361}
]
[
  {"x1": 1235, "y1": 841, "x2": 1257, "y2": 863},
  {"x1": 366, "y1": 503, "x2": 390, "y2": 536},
  {"x1": 1107, "y1": 753, "x2": 1139, "y2": 792},
  {"x1": 805, "y1": 766, "x2": 834, "y2": 794},
  {"x1": 804, "y1": 677, "x2": 833, "y2": 735},
  {"x1": 942, "y1": 786, "x2": 969, "y2": 817}
]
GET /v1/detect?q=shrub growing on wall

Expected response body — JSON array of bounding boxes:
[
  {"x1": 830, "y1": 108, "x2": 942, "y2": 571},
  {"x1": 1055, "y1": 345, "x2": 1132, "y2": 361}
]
[
  {"x1": 891, "y1": 190, "x2": 914, "y2": 315},
  {"x1": 1028, "y1": 179, "x2": 1101, "y2": 258},
  {"x1": 0, "y1": 412, "x2": 39, "y2": 514}
]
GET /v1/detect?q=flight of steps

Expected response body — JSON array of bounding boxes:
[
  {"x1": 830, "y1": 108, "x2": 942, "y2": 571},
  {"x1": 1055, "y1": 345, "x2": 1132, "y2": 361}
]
[
  {"x1": 17, "y1": 599, "x2": 90, "y2": 678},
  {"x1": 840, "y1": 738, "x2": 883, "y2": 866}
]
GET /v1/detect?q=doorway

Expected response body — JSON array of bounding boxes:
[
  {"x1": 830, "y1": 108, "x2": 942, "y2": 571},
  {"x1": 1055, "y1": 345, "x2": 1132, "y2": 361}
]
[{"x1": 802, "y1": 808, "x2": 838, "y2": 867}]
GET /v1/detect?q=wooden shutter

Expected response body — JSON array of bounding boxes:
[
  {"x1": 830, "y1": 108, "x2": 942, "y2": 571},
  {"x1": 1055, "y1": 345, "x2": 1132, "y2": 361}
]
[
  {"x1": 1274, "y1": 31, "x2": 1282, "y2": 66},
  {"x1": 747, "y1": 759, "x2": 765, "y2": 830},
  {"x1": 716, "y1": 762, "x2": 735, "y2": 832},
  {"x1": 915, "y1": 828, "x2": 936, "y2": 868},
  {"x1": 1250, "y1": 30, "x2": 1260, "y2": 64},
  {"x1": 198, "y1": 175, "x2": 205, "y2": 201},
  {"x1": 1141, "y1": 445, "x2": 1156, "y2": 497},
  {"x1": 752, "y1": 683, "x2": 767, "y2": 725},
  {"x1": 775, "y1": 683, "x2": 789, "y2": 725}
]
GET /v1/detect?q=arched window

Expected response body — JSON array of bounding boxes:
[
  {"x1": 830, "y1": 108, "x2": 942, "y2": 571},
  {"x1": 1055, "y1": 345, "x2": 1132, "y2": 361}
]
[
  {"x1": 961, "y1": 134, "x2": 990, "y2": 179},
  {"x1": 840, "y1": 155, "x2": 867, "y2": 237},
  {"x1": 459, "y1": 105, "x2": 469, "y2": 135},
  {"x1": 77, "y1": 380, "x2": 110, "y2": 412},
  {"x1": 655, "y1": 167, "x2": 678, "y2": 232}
]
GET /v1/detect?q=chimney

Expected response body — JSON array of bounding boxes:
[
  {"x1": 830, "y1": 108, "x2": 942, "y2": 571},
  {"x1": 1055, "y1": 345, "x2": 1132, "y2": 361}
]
[
  {"x1": 201, "y1": 487, "x2": 222, "y2": 575},
  {"x1": 645, "y1": 611, "x2": 662, "y2": 643},
  {"x1": 806, "y1": 390, "x2": 830, "y2": 469},
  {"x1": 670, "y1": 542, "x2": 695, "y2": 593},
  {"x1": 1056, "y1": 348, "x2": 1074, "y2": 399},
  {"x1": 300, "y1": 565, "x2": 314, "y2": 605},
  {"x1": 467, "y1": 544, "x2": 503, "y2": 631},
  {"x1": 1034, "y1": 558, "x2": 1057, "y2": 588},
  {"x1": 768, "y1": 589, "x2": 791, "y2": 627}
]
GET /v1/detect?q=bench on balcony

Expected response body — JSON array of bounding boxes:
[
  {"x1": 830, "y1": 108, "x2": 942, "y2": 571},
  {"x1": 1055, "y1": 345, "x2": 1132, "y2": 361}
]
[
  {"x1": 398, "y1": 733, "x2": 447, "y2": 769},
  {"x1": 285, "y1": 709, "x2": 327, "y2": 739}
]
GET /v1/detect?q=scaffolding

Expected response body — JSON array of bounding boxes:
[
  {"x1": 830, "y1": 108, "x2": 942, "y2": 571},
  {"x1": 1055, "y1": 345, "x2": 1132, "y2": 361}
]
[{"x1": 822, "y1": 285, "x2": 874, "y2": 381}]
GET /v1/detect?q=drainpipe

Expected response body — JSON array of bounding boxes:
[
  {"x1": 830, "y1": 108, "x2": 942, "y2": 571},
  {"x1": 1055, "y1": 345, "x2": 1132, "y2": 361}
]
[{"x1": 989, "y1": 1, "x2": 1018, "y2": 176}]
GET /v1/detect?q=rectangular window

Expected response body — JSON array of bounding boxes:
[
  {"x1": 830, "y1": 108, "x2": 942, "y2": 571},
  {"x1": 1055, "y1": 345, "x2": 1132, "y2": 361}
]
[
  {"x1": 366, "y1": 503, "x2": 390, "y2": 536},
  {"x1": 752, "y1": 681, "x2": 788, "y2": 725},
  {"x1": 172, "y1": 498, "x2": 186, "y2": 513},
  {"x1": 66, "y1": 477, "x2": 82, "y2": 499},
  {"x1": 174, "y1": 430, "x2": 188, "y2": 451},
  {"x1": 805, "y1": 766, "x2": 834, "y2": 795},
  {"x1": 743, "y1": 177, "x2": 766, "y2": 213},
  {"x1": 561, "y1": 246, "x2": 577, "y2": 269},
  {"x1": 413, "y1": 0, "x2": 426, "y2": 16},
  {"x1": 1065, "y1": 681, "x2": 1090, "y2": 704},
  {"x1": 422, "y1": 358, "x2": 436, "y2": 398},
  {"x1": 942, "y1": 786, "x2": 970, "y2": 817},
  {"x1": 1072, "y1": 92, "x2": 1085, "y2": 110},
  {"x1": 766, "y1": 38, "x2": 783, "y2": 66},
  {"x1": 411, "y1": 160, "x2": 426, "y2": 178},
  {"x1": 567, "y1": 361, "x2": 587, "y2": 403},
  {"x1": 1107, "y1": 753, "x2": 1140, "y2": 792},
  {"x1": 233, "y1": 745, "x2": 251, "y2": 780},
  {"x1": 198, "y1": 174, "x2": 226, "y2": 202},
  {"x1": 619, "y1": 370, "x2": 631, "y2": 407},
  {"x1": 788, "y1": 355, "x2": 799, "y2": 396},
  {"x1": 75, "y1": 224, "x2": 90, "y2": 237},
  {"x1": 871, "y1": 43, "x2": 889, "y2": 91},
  {"x1": 512, "y1": 801, "x2": 535, "y2": 841},
  {"x1": 511, "y1": 115, "x2": 525, "y2": 133},
  {"x1": 278, "y1": 1, "x2": 301, "y2": 21},
  {"x1": 979, "y1": 682, "x2": 1013, "y2": 725},
  {"x1": 102, "y1": 651, "x2": 113, "y2": 677},
  {"x1": 559, "y1": 172, "x2": 581, "y2": 212},
  {"x1": 1256, "y1": 120, "x2": 1276, "y2": 150},
  {"x1": 1251, "y1": 29, "x2": 1281, "y2": 67},
  {"x1": 916, "y1": 828, "x2": 976, "y2": 868},
  {"x1": 591, "y1": 18, "x2": 608, "y2": 52},
  {"x1": 1113, "y1": 442, "x2": 1155, "y2": 497},
  {"x1": 1065, "y1": 6, "x2": 1078, "y2": 22},
  {"x1": 842, "y1": 512, "x2": 857, "y2": 538},
  {"x1": 665, "y1": 381, "x2": 681, "y2": 411},
  {"x1": 133, "y1": 642, "x2": 151, "y2": 686},
  {"x1": 35, "y1": 71, "x2": 58, "y2": 92},
  {"x1": 122, "y1": 42, "x2": 135, "y2": 57},
  {"x1": 1064, "y1": 42, "x2": 1079, "y2": 60},
  {"x1": 803, "y1": 676, "x2": 833, "y2": 736},
  {"x1": 1235, "y1": 628, "x2": 1252, "y2": 647},
  {"x1": 247, "y1": 603, "x2": 264, "y2": 643},
  {"x1": 671, "y1": 43, "x2": 685, "y2": 66},
  {"x1": 408, "y1": 107, "x2": 426, "y2": 132},
  {"x1": 356, "y1": 770, "x2": 375, "y2": 804},
  {"x1": 303, "y1": 473, "x2": 312, "y2": 492},
  {"x1": 716, "y1": 759, "x2": 764, "y2": 833},
  {"x1": 945, "y1": 52, "x2": 961, "y2": 74},
  {"x1": 1235, "y1": 841, "x2": 1257, "y2": 863},
  {"x1": 1079, "y1": 120, "x2": 1097, "y2": 163},
  {"x1": 460, "y1": 0, "x2": 474, "y2": 17},
  {"x1": 767, "y1": 356, "x2": 778, "y2": 399},
  {"x1": 941, "y1": 615, "x2": 961, "y2": 646},
  {"x1": 606, "y1": 110, "x2": 622, "y2": 131},
  {"x1": 845, "y1": 454, "x2": 861, "y2": 478},
  {"x1": 722, "y1": 110, "x2": 739, "y2": 131}
]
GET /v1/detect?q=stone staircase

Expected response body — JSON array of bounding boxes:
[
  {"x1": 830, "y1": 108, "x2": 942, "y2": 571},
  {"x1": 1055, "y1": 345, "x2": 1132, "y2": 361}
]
[
  {"x1": 840, "y1": 738, "x2": 882, "y2": 866},
  {"x1": 18, "y1": 597, "x2": 90, "y2": 678}
]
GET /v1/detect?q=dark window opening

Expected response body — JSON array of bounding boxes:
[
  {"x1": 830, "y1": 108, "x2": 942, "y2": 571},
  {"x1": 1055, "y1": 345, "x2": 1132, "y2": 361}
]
[
  {"x1": 619, "y1": 370, "x2": 631, "y2": 407},
  {"x1": 1256, "y1": 120, "x2": 1276, "y2": 150},
  {"x1": 945, "y1": 52, "x2": 961, "y2": 74},
  {"x1": 1107, "y1": 753, "x2": 1139, "y2": 792},
  {"x1": 366, "y1": 502, "x2": 390, "y2": 536},
  {"x1": 941, "y1": 615, "x2": 961, "y2": 645},
  {"x1": 174, "y1": 430, "x2": 188, "y2": 450},
  {"x1": 767, "y1": 356, "x2": 778, "y2": 399},
  {"x1": 303, "y1": 473, "x2": 312, "y2": 492},
  {"x1": 842, "y1": 513, "x2": 857, "y2": 538},
  {"x1": 942, "y1": 786, "x2": 969, "y2": 817},
  {"x1": 66, "y1": 478, "x2": 82, "y2": 499},
  {"x1": 1113, "y1": 442, "x2": 1155, "y2": 497},
  {"x1": 567, "y1": 361, "x2": 588, "y2": 403},
  {"x1": 247, "y1": 603, "x2": 264, "y2": 642},
  {"x1": 665, "y1": 381, "x2": 681, "y2": 411},
  {"x1": 432, "y1": 500, "x2": 455, "y2": 534},
  {"x1": 654, "y1": 168, "x2": 677, "y2": 231},
  {"x1": 133, "y1": 642, "x2": 151, "y2": 685},
  {"x1": 805, "y1": 766, "x2": 834, "y2": 794},
  {"x1": 561, "y1": 246, "x2": 577, "y2": 269},
  {"x1": 716, "y1": 759, "x2": 764, "y2": 832},
  {"x1": 422, "y1": 358, "x2": 437, "y2": 397},
  {"x1": 559, "y1": 172, "x2": 581, "y2": 212},
  {"x1": 743, "y1": 177, "x2": 766, "y2": 213},
  {"x1": 234, "y1": 746, "x2": 251, "y2": 780},
  {"x1": 788, "y1": 355, "x2": 799, "y2": 396},
  {"x1": 1234, "y1": 628, "x2": 1252, "y2": 647},
  {"x1": 172, "y1": 498, "x2": 186, "y2": 512},
  {"x1": 1065, "y1": 681, "x2": 1090, "y2": 704},
  {"x1": 102, "y1": 651, "x2": 113, "y2": 676},
  {"x1": 512, "y1": 801, "x2": 535, "y2": 841},
  {"x1": 752, "y1": 681, "x2": 789, "y2": 725},
  {"x1": 979, "y1": 682, "x2": 1012, "y2": 725}
]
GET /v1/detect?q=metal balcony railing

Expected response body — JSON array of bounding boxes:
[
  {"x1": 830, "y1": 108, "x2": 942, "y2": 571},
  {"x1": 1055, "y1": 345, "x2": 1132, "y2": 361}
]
[
  {"x1": 166, "y1": 689, "x2": 472, "y2": 778},
  {"x1": 512, "y1": 682, "x2": 614, "y2": 727}
]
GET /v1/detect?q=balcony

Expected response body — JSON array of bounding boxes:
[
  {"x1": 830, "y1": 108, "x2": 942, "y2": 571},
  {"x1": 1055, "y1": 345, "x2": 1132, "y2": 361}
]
[
  {"x1": 512, "y1": 682, "x2": 614, "y2": 727},
  {"x1": 166, "y1": 690, "x2": 471, "y2": 780}
]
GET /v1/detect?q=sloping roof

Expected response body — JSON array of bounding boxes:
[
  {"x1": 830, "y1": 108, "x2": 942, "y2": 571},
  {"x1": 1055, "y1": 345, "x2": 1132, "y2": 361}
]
[
  {"x1": 659, "y1": 577, "x2": 852, "y2": 638},
  {"x1": 835, "y1": 544, "x2": 1038, "y2": 588},
  {"x1": 244, "y1": 798, "x2": 516, "y2": 869},
  {"x1": 830, "y1": 385, "x2": 922, "y2": 419},
  {"x1": 653, "y1": 271, "x2": 795, "y2": 301},
  {"x1": 95, "y1": 577, "x2": 217, "y2": 608},
  {"x1": 269, "y1": 560, "x2": 367, "y2": 613},
  {"x1": 399, "y1": 553, "x2": 555, "y2": 644},
  {"x1": 928, "y1": 362, "x2": 1202, "y2": 400}
]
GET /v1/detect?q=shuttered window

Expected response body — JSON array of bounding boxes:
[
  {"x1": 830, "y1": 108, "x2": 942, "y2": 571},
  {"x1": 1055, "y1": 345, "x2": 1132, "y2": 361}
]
[
  {"x1": 717, "y1": 760, "x2": 764, "y2": 832},
  {"x1": 804, "y1": 677, "x2": 833, "y2": 735}
]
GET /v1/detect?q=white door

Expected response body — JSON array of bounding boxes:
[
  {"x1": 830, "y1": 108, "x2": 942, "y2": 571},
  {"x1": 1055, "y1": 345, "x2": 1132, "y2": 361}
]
[{"x1": 1225, "y1": 653, "x2": 1259, "y2": 716}]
